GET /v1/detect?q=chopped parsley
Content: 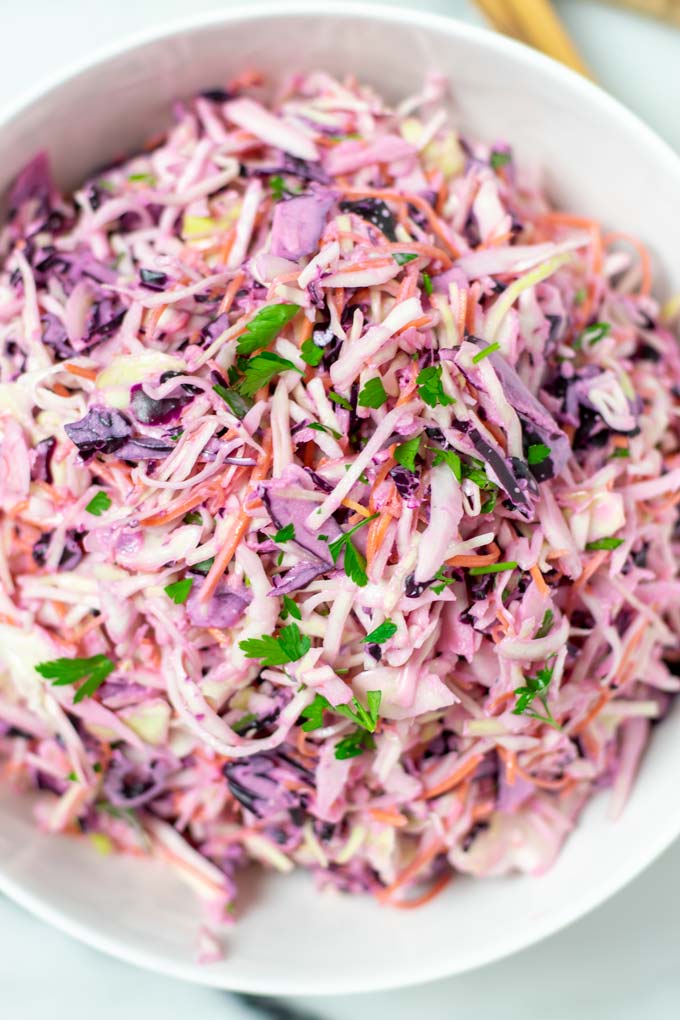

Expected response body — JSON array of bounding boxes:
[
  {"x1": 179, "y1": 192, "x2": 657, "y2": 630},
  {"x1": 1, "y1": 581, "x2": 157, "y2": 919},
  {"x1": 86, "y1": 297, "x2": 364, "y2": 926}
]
[
  {"x1": 394, "y1": 435, "x2": 421, "y2": 471},
  {"x1": 362, "y1": 620, "x2": 397, "y2": 644},
  {"x1": 327, "y1": 513, "x2": 378, "y2": 588},
  {"x1": 430, "y1": 446, "x2": 462, "y2": 481},
  {"x1": 85, "y1": 491, "x2": 112, "y2": 516},
  {"x1": 421, "y1": 272, "x2": 434, "y2": 296},
  {"x1": 416, "y1": 364, "x2": 455, "y2": 408},
  {"x1": 213, "y1": 382, "x2": 252, "y2": 420},
  {"x1": 335, "y1": 729, "x2": 375, "y2": 760},
  {"x1": 512, "y1": 665, "x2": 562, "y2": 731},
  {"x1": 236, "y1": 303, "x2": 300, "y2": 356},
  {"x1": 300, "y1": 338, "x2": 324, "y2": 367},
  {"x1": 192, "y1": 557, "x2": 215, "y2": 575},
  {"x1": 472, "y1": 342, "x2": 500, "y2": 364},
  {"x1": 358, "y1": 377, "x2": 388, "y2": 409},
  {"x1": 301, "y1": 690, "x2": 381, "y2": 735},
  {"x1": 480, "y1": 491, "x2": 498, "y2": 514},
  {"x1": 269, "y1": 175, "x2": 286, "y2": 202},
  {"x1": 535, "y1": 609, "x2": 554, "y2": 639},
  {"x1": 239, "y1": 623, "x2": 311, "y2": 667},
  {"x1": 574, "y1": 286, "x2": 587, "y2": 306},
  {"x1": 128, "y1": 172, "x2": 156, "y2": 185},
  {"x1": 183, "y1": 511, "x2": 203, "y2": 525},
  {"x1": 611, "y1": 447, "x2": 630, "y2": 459},
  {"x1": 35, "y1": 654, "x2": 114, "y2": 704},
  {"x1": 579, "y1": 321, "x2": 611, "y2": 347},
  {"x1": 527, "y1": 443, "x2": 551, "y2": 465},
  {"x1": 164, "y1": 578, "x2": 193, "y2": 604},
  {"x1": 468, "y1": 560, "x2": 517, "y2": 576},
  {"x1": 231, "y1": 712, "x2": 258, "y2": 735},
  {"x1": 239, "y1": 352, "x2": 302, "y2": 397},
  {"x1": 280, "y1": 594, "x2": 301, "y2": 621},
  {"x1": 490, "y1": 150, "x2": 511, "y2": 170},
  {"x1": 393, "y1": 252, "x2": 418, "y2": 265},
  {"x1": 308, "y1": 422, "x2": 342, "y2": 439},
  {"x1": 432, "y1": 567, "x2": 456, "y2": 595},
  {"x1": 273, "y1": 523, "x2": 296, "y2": 544},
  {"x1": 586, "y1": 537, "x2": 624, "y2": 551},
  {"x1": 328, "y1": 390, "x2": 352, "y2": 411}
]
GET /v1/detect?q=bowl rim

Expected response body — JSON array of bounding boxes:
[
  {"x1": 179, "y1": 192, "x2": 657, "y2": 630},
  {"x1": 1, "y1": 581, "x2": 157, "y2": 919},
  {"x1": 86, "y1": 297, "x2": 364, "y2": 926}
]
[{"x1": 1, "y1": 0, "x2": 680, "y2": 996}]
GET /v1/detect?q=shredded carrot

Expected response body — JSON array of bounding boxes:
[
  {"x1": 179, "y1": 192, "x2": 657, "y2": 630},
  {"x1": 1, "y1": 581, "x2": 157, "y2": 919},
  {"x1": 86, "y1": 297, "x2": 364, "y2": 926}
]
[
  {"x1": 369, "y1": 807, "x2": 408, "y2": 828},
  {"x1": 341, "y1": 498, "x2": 371, "y2": 517},
  {"x1": 388, "y1": 872, "x2": 452, "y2": 909},
  {"x1": 446, "y1": 543, "x2": 500, "y2": 569},
  {"x1": 529, "y1": 563, "x2": 550, "y2": 597},
  {"x1": 375, "y1": 837, "x2": 447, "y2": 904},
  {"x1": 366, "y1": 513, "x2": 392, "y2": 572},
  {"x1": 217, "y1": 270, "x2": 244, "y2": 314},
  {"x1": 396, "y1": 314, "x2": 432, "y2": 334},
  {"x1": 572, "y1": 690, "x2": 613, "y2": 736},
  {"x1": 199, "y1": 433, "x2": 272, "y2": 602},
  {"x1": 423, "y1": 753, "x2": 483, "y2": 800},
  {"x1": 63, "y1": 362, "x2": 97, "y2": 381},
  {"x1": 340, "y1": 186, "x2": 459, "y2": 257}
]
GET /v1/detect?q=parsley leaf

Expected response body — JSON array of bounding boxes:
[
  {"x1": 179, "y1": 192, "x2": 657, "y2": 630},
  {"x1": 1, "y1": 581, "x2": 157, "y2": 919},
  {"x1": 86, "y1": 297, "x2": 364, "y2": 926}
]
[
  {"x1": 527, "y1": 443, "x2": 551, "y2": 465},
  {"x1": 236, "y1": 304, "x2": 300, "y2": 356},
  {"x1": 512, "y1": 665, "x2": 562, "y2": 731},
  {"x1": 273, "y1": 523, "x2": 296, "y2": 544},
  {"x1": 213, "y1": 382, "x2": 253, "y2": 419},
  {"x1": 358, "y1": 377, "x2": 388, "y2": 409},
  {"x1": 332, "y1": 691, "x2": 381, "y2": 732},
  {"x1": 300, "y1": 338, "x2": 324, "y2": 367},
  {"x1": 586, "y1": 537, "x2": 624, "y2": 551},
  {"x1": 362, "y1": 620, "x2": 397, "y2": 644},
  {"x1": 417, "y1": 365, "x2": 455, "y2": 408},
  {"x1": 480, "y1": 491, "x2": 498, "y2": 514},
  {"x1": 183, "y1": 511, "x2": 204, "y2": 525},
  {"x1": 192, "y1": 557, "x2": 215, "y2": 575},
  {"x1": 328, "y1": 390, "x2": 352, "y2": 411},
  {"x1": 490, "y1": 150, "x2": 511, "y2": 170},
  {"x1": 164, "y1": 578, "x2": 193, "y2": 604},
  {"x1": 611, "y1": 447, "x2": 630, "y2": 459},
  {"x1": 535, "y1": 609, "x2": 554, "y2": 639},
  {"x1": 239, "y1": 623, "x2": 311, "y2": 666},
  {"x1": 239, "y1": 352, "x2": 302, "y2": 397},
  {"x1": 472, "y1": 342, "x2": 500, "y2": 363},
  {"x1": 85, "y1": 491, "x2": 112, "y2": 516},
  {"x1": 327, "y1": 513, "x2": 378, "y2": 588},
  {"x1": 579, "y1": 321, "x2": 611, "y2": 347},
  {"x1": 432, "y1": 567, "x2": 456, "y2": 595},
  {"x1": 393, "y1": 252, "x2": 418, "y2": 265},
  {"x1": 429, "y1": 446, "x2": 462, "y2": 481},
  {"x1": 300, "y1": 693, "x2": 331, "y2": 731},
  {"x1": 35, "y1": 655, "x2": 114, "y2": 703},
  {"x1": 281, "y1": 594, "x2": 301, "y2": 621},
  {"x1": 308, "y1": 422, "x2": 342, "y2": 439},
  {"x1": 421, "y1": 272, "x2": 434, "y2": 296},
  {"x1": 335, "y1": 729, "x2": 375, "y2": 760},
  {"x1": 574, "y1": 286, "x2": 587, "y2": 306},
  {"x1": 128, "y1": 172, "x2": 156, "y2": 185},
  {"x1": 394, "y1": 435, "x2": 421, "y2": 471},
  {"x1": 231, "y1": 712, "x2": 258, "y2": 735},
  {"x1": 269, "y1": 175, "x2": 286, "y2": 201}
]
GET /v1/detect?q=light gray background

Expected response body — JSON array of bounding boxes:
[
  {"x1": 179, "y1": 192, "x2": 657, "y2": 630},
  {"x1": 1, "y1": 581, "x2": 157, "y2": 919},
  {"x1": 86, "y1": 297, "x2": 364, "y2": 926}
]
[{"x1": 1, "y1": 2, "x2": 679, "y2": 1017}]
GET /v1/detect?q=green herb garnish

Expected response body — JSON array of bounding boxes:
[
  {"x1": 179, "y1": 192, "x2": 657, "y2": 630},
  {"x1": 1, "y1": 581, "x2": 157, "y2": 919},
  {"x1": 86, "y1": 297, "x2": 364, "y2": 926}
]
[
  {"x1": 239, "y1": 623, "x2": 311, "y2": 667},
  {"x1": 128, "y1": 172, "x2": 156, "y2": 185},
  {"x1": 421, "y1": 272, "x2": 434, "y2": 296},
  {"x1": 468, "y1": 560, "x2": 518, "y2": 576},
  {"x1": 430, "y1": 446, "x2": 462, "y2": 481},
  {"x1": 231, "y1": 712, "x2": 258, "y2": 735},
  {"x1": 358, "y1": 377, "x2": 388, "y2": 409},
  {"x1": 327, "y1": 513, "x2": 378, "y2": 588},
  {"x1": 362, "y1": 620, "x2": 397, "y2": 645},
  {"x1": 393, "y1": 252, "x2": 418, "y2": 266},
  {"x1": 302, "y1": 690, "x2": 381, "y2": 736},
  {"x1": 300, "y1": 338, "x2": 324, "y2": 367},
  {"x1": 269, "y1": 175, "x2": 286, "y2": 202},
  {"x1": 309, "y1": 422, "x2": 342, "y2": 439},
  {"x1": 192, "y1": 557, "x2": 215, "y2": 575},
  {"x1": 273, "y1": 523, "x2": 296, "y2": 544},
  {"x1": 527, "y1": 443, "x2": 551, "y2": 465},
  {"x1": 535, "y1": 609, "x2": 554, "y2": 639},
  {"x1": 183, "y1": 511, "x2": 203, "y2": 525},
  {"x1": 236, "y1": 303, "x2": 300, "y2": 356},
  {"x1": 586, "y1": 537, "x2": 624, "y2": 551},
  {"x1": 611, "y1": 447, "x2": 630, "y2": 459},
  {"x1": 512, "y1": 665, "x2": 562, "y2": 731},
  {"x1": 239, "y1": 352, "x2": 302, "y2": 397},
  {"x1": 164, "y1": 578, "x2": 193, "y2": 604},
  {"x1": 328, "y1": 390, "x2": 352, "y2": 411},
  {"x1": 35, "y1": 655, "x2": 114, "y2": 704},
  {"x1": 281, "y1": 594, "x2": 301, "y2": 621},
  {"x1": 490, "y1": 151, "x2": 511, "y2": 170},
  {"x1": 393, "y1": 435, "x2": 421, "y2": 471},
  {"x1": 579, "y1": 321, "x2": 611, "y2": 347},
  {"x1": 213, "y1": 382, "x2": 253, "y2": 420},
  {"x1": 334, "y1": 729, "x2": 375, "y2": 760},
  {"x1": 85, "y1": 491, "x2": 112, "y2": 516},
  {"x1": 417, "y1": 364, "x2": 455, "y2": 408},
  {"x1": 472, "y1": 342, "x2": 500, "y2": 364},
  {"x1": 432, "y1": 567, "x2": 456, "y2": 595}
]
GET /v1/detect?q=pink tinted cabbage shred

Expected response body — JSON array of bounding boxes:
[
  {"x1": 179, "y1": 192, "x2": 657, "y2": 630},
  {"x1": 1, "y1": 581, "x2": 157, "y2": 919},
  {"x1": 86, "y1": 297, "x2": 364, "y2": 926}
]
[{"x1": 1, "y1": 71, "x2": 680, "y2": 941}]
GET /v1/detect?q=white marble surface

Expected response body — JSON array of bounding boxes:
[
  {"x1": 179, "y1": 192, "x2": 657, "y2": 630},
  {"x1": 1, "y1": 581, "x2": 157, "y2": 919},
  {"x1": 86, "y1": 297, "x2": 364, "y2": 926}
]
[{"x1": 1, "y1": 1, "x2": 680, "y2": 1017}]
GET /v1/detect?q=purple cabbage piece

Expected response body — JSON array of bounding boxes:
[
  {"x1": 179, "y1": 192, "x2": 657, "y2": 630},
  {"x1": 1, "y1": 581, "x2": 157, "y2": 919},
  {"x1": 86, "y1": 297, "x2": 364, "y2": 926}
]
[
  {"x1": 223, "y1": 751, "x2": 311, "y2": 818},
  {"x1": 270, "y1": 186, "x2": 334, "y2": 261},
  {"x1": 261, "y1": 486, "x2": 342, "y2": 564},
  {"x1": 468, "y1": 426, "x2": 535, "y2": 512},
  {"x1": 41, "y1": 313, "x2": 74, "y2": 360},
  {"x1": 486, "y1": 349, "x2": 572, "y2": 478},
  {"x1": 338, "y1": 198, "x2": 398, "y2": 241},
  {"x1": 103, "y1": 752, "x2": 173, "y2": 809},
  {"x1": 114, "y1": 436, "x2": 175, "y2": 461},
  {"x1": 32, "y1": 529, "x2": 83, "y2": 570},
  {"x1": 33, "y1": 245, "x2": 117, "y2": 293},
  {"x1": 64, "y1": 406, "x2": 133, "y2": 459},
  {"x1": 200, "y1": 312, "x2": 230, "y2": 344},
  {"x1": 8, "y1": 152, "x2": 54, "y2": 222},
  {"x1": 84, "y1": 296, "x2": 125, "y2": 344},
  {"x1": 270, "y1": 560, "x2": 327, "y2": 595},
  {"x1": 31, "y1": 437, "x2": 56, "y2": 483},
  {"x1": 186, "y1": 577, "x2": 252, "y2": 629},
  {"x1": 389, "y1": 465, "x2": 420, "y2": 505},
  {"x1": 130, "y1": 380, "x2": 195, "y2": 426}
]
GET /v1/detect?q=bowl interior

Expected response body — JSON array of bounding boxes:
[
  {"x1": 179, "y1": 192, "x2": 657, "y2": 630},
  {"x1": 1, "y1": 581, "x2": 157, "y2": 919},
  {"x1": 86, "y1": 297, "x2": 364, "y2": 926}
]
[{"x1": 1, "y1": 4, "x2": 680, "y2": 995}]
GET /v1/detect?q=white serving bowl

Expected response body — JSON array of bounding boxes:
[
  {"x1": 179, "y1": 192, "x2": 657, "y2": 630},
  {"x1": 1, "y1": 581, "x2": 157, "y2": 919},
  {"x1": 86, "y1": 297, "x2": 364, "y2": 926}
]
[{"x1": 1, "y1": 1, "x2": 680, "y2": 996}]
